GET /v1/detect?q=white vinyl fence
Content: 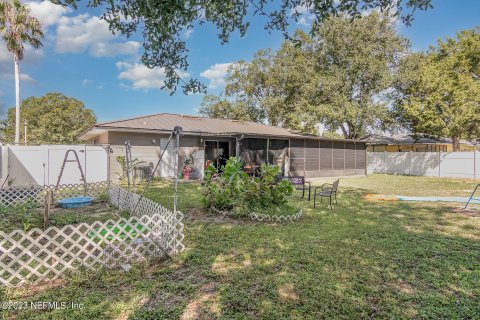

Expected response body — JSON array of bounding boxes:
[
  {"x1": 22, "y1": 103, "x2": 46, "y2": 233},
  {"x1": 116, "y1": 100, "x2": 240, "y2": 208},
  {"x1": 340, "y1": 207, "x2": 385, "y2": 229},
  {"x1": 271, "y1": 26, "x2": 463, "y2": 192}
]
[
  {"x1": 0, "y1": 145, "x2": 109, "y2": 186},
  {"x1": 367, "y1": 151, "x2": 480, "y2": 179},
  {"x1": 0, "y1": 184, "x2": 185, "y2": 287}
]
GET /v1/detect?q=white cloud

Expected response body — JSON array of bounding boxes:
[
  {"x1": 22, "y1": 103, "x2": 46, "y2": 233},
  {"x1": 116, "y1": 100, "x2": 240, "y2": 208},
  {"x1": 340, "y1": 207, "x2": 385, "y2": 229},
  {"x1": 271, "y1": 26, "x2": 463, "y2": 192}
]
[
  {"x1": 27, "y1": 0, "x2": 71, "y2": 28},
  {"x1": 27, "y1": 1, "x2": 140, "y2": 57},
  {"x1": 183, "y1": 28, "x2": 194, "y2": 39},
  {"x1": 82, "y1": 78, "x2": 92, "y2": 86},
  {"x1": 116, "y1": 62, "x2": 190, "y2": 90},
  {"x1": 0, "y1": 41, "x2": 44, "y2": 65},
  {"x1": 90, "y1": 41, "x2": 140, "y2": 57},
  {"x1": 200, "y1": 63, "x2": 233, "y2": 89},
  {"x1": 20, "y1": 73, "x2": 37, "y2": 84},
  {"x1": 0, "y1": 41, "x2": 41, "y2": 85},
  {"x1": 55, "y1": 14, "x2": 140, "y2": 57}
]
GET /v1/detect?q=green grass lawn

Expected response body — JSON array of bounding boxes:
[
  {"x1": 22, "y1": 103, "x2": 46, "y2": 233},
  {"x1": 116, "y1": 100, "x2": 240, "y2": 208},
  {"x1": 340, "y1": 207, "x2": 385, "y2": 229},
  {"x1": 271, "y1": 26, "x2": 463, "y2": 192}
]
[{"x1": 2, "y1": 175, "x2": 480, "y2": 319}]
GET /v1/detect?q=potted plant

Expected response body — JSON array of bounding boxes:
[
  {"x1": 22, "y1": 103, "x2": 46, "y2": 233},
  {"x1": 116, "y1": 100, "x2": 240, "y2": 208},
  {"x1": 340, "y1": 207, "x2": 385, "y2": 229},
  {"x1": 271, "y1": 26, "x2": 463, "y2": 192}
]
[{"x1": 182, "y1": 157, "x2": 194, "y2": 179}]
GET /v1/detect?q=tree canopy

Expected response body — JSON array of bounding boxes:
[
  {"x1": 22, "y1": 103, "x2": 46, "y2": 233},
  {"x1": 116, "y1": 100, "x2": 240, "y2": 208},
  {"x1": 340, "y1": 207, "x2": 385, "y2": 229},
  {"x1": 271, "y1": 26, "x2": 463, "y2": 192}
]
[
  {"x1": 51, "y1": 0, "x2": 432, "y2": 94},
  {"x1": 393, "y1": 28, "x2": 480, "y2": 151},
  {"x1": 198, "y1": 94, "x2": 263, "y2": 122},
  {"x1": 311, "y1": 12, "x2": 409, "y2": 139},
  {"x1": 1, "y1": 93, "x2": 97, "y2": 144},
  {"x1": 200, "y1": 12, "x2": 409, "y2": 138}
]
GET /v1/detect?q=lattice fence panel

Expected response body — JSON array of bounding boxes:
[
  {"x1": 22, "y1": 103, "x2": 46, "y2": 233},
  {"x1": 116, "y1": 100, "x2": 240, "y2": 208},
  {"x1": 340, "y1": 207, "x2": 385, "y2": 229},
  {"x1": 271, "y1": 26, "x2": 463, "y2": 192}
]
[
  {"x1": 45, "y1": 181, "x2": 110, "y2": 203},
  {"x1": 108, "y1": 185, "x2": 185, "y2": 255},
  {"x1": 0, "y1": 185, "x2": 185, "y2": 287},
  {"x1": 0, "y1": 181, "x2": 110, "y2": 207},
  {"x1": 0, "y1": 186, "x2": 44, "y2": 207}
]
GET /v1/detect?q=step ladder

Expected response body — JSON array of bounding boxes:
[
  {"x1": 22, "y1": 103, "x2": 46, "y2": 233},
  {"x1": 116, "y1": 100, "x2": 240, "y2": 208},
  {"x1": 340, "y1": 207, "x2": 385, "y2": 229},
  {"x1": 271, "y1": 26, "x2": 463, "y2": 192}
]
[
  {"x1": 463, "y1": 184, "x2": 480, "y2": 210},
  {"x1": 55, "y1": 149, "x2": 87, "y2": 194}
]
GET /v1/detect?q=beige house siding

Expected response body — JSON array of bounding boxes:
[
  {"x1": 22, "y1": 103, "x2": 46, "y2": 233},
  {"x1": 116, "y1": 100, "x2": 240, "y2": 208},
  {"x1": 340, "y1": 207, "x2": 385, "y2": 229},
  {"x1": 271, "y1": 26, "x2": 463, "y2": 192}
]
[
  {"x1": 105, "y1": 132, "x2": 206, "y2": 181},
  {"x1": 92, "y1": 132, "x2": 109, "y2": 144},
  {"x1": 86, "y1": 127, "x2": 367, "y2": 180},
  {"x1": 107, "y1": 131, "x2": 168, "y2": 146}
]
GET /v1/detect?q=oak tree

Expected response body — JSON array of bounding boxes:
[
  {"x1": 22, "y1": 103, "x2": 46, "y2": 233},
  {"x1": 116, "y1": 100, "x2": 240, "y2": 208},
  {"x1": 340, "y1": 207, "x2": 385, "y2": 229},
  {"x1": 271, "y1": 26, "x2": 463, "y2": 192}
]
[
  {"x1": 394, "y1": 28, "x2": 480, "y2": 151},
  {"x1": 1, "y1": 92, "x2": 97, "y2": 144}
]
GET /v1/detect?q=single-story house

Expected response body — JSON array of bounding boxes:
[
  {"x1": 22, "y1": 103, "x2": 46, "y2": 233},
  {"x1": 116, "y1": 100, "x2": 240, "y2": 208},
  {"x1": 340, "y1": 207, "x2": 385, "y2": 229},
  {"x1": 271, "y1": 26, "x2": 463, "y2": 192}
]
[
  {"x1": 363, "y1": 134, "x2": 477, "y2": 152},
  {"x1": 79, "y1": 113, "x2": 367, "y2": 180}
]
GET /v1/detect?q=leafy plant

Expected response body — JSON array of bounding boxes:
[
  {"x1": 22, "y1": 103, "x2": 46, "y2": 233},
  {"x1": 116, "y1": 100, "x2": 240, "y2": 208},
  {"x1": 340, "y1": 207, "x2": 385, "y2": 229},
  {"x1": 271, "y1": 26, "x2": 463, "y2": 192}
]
[
  {"x1": 0, "y1": 199, "x2": 39, "y2": 232},
  {"x1": 202, "y1": 157, "x2": 247, "y2": 210},
  {"x1": 202, "y1": 157, "x2": 294, "y2": 217},
  {"x1": 117, "y1": 156, "x2": 145, "y2": 179},
  {"x1": 244, "y1": 164, "x2": 293, "y2": 211}
]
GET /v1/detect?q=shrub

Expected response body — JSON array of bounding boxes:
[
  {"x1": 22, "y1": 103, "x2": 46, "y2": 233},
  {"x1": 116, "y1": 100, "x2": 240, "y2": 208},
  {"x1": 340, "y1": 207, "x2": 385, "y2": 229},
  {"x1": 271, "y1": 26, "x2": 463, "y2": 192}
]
[
  {"x1": 202, "y1": 157, "x2": 294, "y2": 216},
  {"x1": 0, "y1": 199, "x2": 40, "y2": 233},
  {"x1": 242, "y1": 163, "x2": 293, "y2": 212},
  {"x1": 202, "y1": 157, "x2": 247, "y2": 210},
  {"x1": 116, "y1": 156, "x2": 145, "y2": 179}
]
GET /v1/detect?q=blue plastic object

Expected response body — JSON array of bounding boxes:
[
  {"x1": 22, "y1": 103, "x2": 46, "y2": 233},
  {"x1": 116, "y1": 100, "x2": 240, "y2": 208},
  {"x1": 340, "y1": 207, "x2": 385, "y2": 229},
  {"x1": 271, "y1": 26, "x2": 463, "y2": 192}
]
[
  {"x1": 58, "y1": 196, "x2": 94, "y2": 208},
  {"x1": 396, "y1": 196, "x2": 480, "y2": 204}
]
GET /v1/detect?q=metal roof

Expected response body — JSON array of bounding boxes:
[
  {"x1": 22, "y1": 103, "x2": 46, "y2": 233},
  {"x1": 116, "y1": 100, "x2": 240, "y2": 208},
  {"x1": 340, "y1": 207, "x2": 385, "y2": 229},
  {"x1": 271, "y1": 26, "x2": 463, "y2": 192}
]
[{"x1": 80, "y1": 113, "x2": 366, "y2": 143}]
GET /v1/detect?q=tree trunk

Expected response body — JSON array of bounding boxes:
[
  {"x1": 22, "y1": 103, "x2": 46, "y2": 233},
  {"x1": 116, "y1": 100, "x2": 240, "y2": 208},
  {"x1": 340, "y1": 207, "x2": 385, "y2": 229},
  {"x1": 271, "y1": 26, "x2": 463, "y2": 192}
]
[
  {"x1": 14, "y1": 55, "x2": 21, "y2": 145},
  {"x1": 452, "y1": 136, "x2": 460, "y2": 152}
]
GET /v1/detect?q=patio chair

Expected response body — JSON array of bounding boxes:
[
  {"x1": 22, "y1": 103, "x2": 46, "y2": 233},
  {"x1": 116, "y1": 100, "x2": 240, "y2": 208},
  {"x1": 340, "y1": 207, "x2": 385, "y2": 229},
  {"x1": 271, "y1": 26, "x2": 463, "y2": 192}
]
[
  {"x1": 284, "y1": 174, "x2": 311, "y2": 200},
  {"x1": 314, "y1": 179, "x2": 339, "y2": 210}
]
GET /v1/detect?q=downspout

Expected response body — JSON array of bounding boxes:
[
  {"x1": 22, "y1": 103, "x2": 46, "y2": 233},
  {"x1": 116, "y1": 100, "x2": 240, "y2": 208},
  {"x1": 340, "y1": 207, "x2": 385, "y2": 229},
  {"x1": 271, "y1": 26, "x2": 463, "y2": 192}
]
[
  {"x1": 266, "y1": 138, "x2": 270, "y2": 164},
  {"x1": 235, "y1": 135, "x2": 244, "y2": 159}
]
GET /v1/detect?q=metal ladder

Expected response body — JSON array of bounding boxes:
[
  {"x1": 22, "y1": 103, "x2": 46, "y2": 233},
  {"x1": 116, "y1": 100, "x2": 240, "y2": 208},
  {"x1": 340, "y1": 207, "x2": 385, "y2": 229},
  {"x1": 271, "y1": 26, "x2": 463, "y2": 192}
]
[
  {"x1": 463, "y1": 183, "x2": 480, "y2": 210},
  {"x1": 55, "y1": 149, "x2": 87, "y2": 194}
]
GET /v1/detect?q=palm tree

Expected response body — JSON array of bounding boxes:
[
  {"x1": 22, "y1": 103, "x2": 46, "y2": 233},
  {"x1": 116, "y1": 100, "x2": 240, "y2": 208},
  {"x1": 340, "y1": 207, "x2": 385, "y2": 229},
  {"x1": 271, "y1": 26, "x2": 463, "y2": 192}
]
[{"x1": 0, "y1": 0, "x2": 43, "y2": 144}]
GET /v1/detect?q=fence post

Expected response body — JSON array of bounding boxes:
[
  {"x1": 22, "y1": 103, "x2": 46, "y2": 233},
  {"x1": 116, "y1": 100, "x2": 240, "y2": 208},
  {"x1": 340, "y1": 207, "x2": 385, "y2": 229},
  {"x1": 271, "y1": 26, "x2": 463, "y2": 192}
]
[
  {"x1": 384, "y1": 151, "x2": 387, "y2": 174},
  {"x1": 408, "y1": 151, "x2": 412, "y2": 176},
  {"x1": 474, "y1": 151, "x2": 477, "y2": 180},
  {"x1": 438, "y1": 151, "x2": 441, "y2": 177}
]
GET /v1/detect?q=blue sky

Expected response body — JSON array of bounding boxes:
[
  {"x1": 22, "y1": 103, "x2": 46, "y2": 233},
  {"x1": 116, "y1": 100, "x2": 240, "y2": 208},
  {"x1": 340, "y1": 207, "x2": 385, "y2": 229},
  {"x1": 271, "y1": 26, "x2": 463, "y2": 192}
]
[{"x1": 0, "y1": 0, "x2": 479, "y2": 122}]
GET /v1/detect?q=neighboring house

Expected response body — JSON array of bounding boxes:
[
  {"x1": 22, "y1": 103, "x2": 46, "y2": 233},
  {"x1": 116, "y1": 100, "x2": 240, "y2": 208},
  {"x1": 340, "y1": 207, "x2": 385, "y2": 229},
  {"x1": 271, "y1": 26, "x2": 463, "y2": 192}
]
[
  {"x1": 79, "y1": 113, "x2": 367, "y2": 180},
  {"x1": 364, "y1": 134, "x2": 477, "y2": 152}
]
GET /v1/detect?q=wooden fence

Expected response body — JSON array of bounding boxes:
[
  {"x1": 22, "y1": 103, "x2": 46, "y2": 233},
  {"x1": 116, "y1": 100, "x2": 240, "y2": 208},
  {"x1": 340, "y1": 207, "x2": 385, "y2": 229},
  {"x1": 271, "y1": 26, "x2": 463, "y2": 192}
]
[{"x1": 0, "y1": 184, "x2": 184, "y2": 287}]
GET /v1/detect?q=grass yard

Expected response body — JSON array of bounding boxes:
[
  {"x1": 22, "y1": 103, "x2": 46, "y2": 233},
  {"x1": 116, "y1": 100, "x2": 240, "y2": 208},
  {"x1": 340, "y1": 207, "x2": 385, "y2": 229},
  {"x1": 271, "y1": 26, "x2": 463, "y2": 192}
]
[{"x1": 2, "y1": 174, "x2": 479, "y2": 319}]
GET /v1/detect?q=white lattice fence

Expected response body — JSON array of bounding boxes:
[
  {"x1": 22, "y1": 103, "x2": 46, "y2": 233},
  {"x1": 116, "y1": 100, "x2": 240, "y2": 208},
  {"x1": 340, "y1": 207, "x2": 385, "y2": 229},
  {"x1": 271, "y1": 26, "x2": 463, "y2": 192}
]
[
  {"x1": 0, "y1": 186, "x2": 44, "y2": 207},
  {"x1": 108, "y1": 185, "x2": 185, "y2": 254},
  {"x1": 0, "y1": 181, "x2": 110, "y2": 207},
  {"x1": 0, "y1": 186, "x2": 185, "y2": 287},
  {"x1": 46, "y1": 181, "x2": 110, "y2": 203}
]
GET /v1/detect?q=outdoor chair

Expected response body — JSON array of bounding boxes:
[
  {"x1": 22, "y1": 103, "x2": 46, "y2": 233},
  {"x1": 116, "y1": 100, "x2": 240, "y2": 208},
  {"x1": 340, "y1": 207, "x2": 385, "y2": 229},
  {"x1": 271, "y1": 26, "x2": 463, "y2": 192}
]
[
  {"x1": 284, "y1": 174, "x2": 311, "y2": 200},
  {"x1": 314, "y1": 179, "x2": 339, "y2": 210}
]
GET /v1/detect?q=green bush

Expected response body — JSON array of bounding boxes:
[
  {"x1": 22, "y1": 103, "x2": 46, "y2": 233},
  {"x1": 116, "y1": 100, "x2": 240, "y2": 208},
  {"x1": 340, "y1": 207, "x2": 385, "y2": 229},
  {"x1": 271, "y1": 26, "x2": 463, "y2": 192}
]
[
  {"x1": 202, "y1": 157, "x2": 294, "y2": 216},
  {"x1": 0, "y1": 199, "x2": 40, "y2": 233},
  {"x1": 202, "y1": 157, "x2": 247, "y2": 210}
]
